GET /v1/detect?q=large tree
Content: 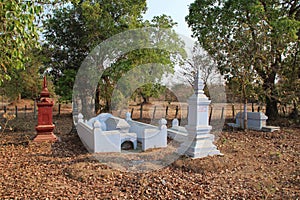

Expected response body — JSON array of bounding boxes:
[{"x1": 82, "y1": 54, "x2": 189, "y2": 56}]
[
  {"x1": 43, "y1": 1, "x2": 185, "y2": 115},
  {"x1": 0, "y1": 0, "x2": 43, "y2": 84},
  {"x1": 180, "y1": 43, "x2": 221, "y2": 96},
  {"x1": 98, "y1": 15, "x2": 186, "y2": 112},
  {"x1": 186, "y1": 0, "x2": 300, "y2": 120},
  {"x1": 277, "y1": 40, "x2": 300, "y2": 118},
  {"x1": 43, "y1": 0, "x2": 147, "y2": 103}
]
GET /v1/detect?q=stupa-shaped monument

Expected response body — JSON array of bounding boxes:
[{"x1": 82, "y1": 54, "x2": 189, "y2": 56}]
[
  {"x1": 33, "y1": 77, "x2": 58, "y2": 142},
  {"x1": 180, "y1": 68, "x2": 221, "y2": 158}
]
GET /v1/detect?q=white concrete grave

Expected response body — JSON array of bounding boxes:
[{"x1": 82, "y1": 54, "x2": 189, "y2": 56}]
[
  {"x1": 106, "y1": 116, "x2": 137, "y2": 149},
  {"x1": 76, "y1": 112, "x2": 167, "y2": 153},
  {"x1": 228, "y1": 112, "x2": 280, "y2": 132},
  {"x1": 236, "y1": 112, "x2": 267, "y2": 130}
]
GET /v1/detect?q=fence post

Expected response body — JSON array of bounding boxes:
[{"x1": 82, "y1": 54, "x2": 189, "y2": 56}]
[
  {"x1": 165, "y1": 106, "x2": 169, "y2": 118},
  {"x1": 232, "y1": 104, "x2": 235, "y2": 119},
  {"x1": 186, "y1": 105, "x2": 189, "y2": 119},
  {"x1": 15, "y1": 105, "x2": 18, "y2": 118},
  {"x1": 209, "y1": 106, "x2": 213, "y2": 123},
  {"x1": 252, "y1": 102, "x2": 254, "y2": 112},
  {"x1": 131, "y1": 108, "x2": 134, "y2": 119},
  {"x1": 58, "y1": 103, "x2": 61, "y2": 116},
  {"x1": 4, "y1": 106, "x2": 6, "y2": 113},
  {"x1": 152, "y1": 106, "x2": 157, "y2": 120},
  {"x1": 34, "y1": 100, "x2": 37, "y2": 119},
  {"x1": 221, "y1": 107, "x2": 225, "y2": 120},
  {"x1": 24, "y1": 105, "x2": 27, "y2": 118},
  {"x1": 140, "y1": 104, "x2": 143, "y2": 119},
  {"x1": 175, "y1": 106, "x2": 179, "y2": 118}
]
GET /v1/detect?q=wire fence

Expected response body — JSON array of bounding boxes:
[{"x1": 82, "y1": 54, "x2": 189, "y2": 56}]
[
  {"x1": 0, "y1": 101, "x2": 72, "y2": 119},
  {"x1": 0, "y1": 101, "x2": 295, "y2": 123},
  {"x1": 113, "y1": 102, "x2": 268, "y2": 121}
]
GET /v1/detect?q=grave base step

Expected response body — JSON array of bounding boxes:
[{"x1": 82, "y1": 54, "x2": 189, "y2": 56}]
[{"x1": 262, "y1": 126, "x2": 280, "y2": 132}]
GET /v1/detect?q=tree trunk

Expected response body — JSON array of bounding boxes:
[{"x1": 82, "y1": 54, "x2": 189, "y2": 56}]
[
  {"x1": 242, "y1": 79, "x2": 247, "y2": 130},
  {"x1": 243, "y1": 99, "x2": 248, "y2": 130},
  {"x1": 142, "y1": 95, "x2": 149, "y2": 104},
  {"x1": 265, "y1": 95, "x2": 279, "y2": 120},
  {"x1": 105, "y1": 96, "x2": 111, "y2": 113},
  {"x1": 264, "y1": 71, "x2": 279, "y2": 120},
  {"x1": 95, "y1": 85, "x2": 100, "y2": 114},
  {"x1": 102, "y1": 76, "x2": 112, "y2": 113},
  {"x1": 290, "y1": 100, "x2": 299, "y2": 119},
  {"x1": 77, "y1": 92, "x2": 94, "y2": 119},
  {"x1": 80, "y1": 95, "x2": 88, "y2": 119},
  {"x1": 203, "y1": 84, "x2": 210, "y2": 98}
]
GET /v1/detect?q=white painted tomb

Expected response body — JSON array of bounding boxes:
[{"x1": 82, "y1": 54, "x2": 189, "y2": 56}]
[
  {"x1": 236, "y1": 112, "x2": 267, "y2": 130},
  {"x1": 76, "y1": 112, "x2": 167, "y2": 153},
  {"x1": 228, "y1": 112, "x2": 280, "y2": 132}
]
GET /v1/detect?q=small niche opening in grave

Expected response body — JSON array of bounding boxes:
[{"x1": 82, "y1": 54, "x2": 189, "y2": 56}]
[{"x1": 121, "y1": 141, "x2": 134, "y2": 150}]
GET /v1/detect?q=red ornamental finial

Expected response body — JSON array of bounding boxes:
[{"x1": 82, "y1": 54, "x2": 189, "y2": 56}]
[
  {"x1": 43, "y1": 76, "x2": 47, "y2": 88},
  {"x1": 40, "y1": 76, "x2": 50, "y2": 98}
]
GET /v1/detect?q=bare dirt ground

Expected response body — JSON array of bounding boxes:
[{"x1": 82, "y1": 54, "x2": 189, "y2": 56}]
[{"x1": 0, "y1": 106, "x2": 299, "y2": 199}]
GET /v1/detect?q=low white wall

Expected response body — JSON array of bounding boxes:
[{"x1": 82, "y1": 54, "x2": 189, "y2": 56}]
[
  {"x1": 77, "y1": 122, "x2": 95, "y2": 152},
  {"x1": 94, "y1": 130, "x2": 121, "y2": 152},
  {"x1": 127, "y1": 120, "x2": 167, "y2": 151},
  {"x1": 77, "y1": 121, "x2": 121, "y2": 153}
]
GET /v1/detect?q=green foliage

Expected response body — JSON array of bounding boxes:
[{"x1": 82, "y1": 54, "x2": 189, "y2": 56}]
[
  {"x1": 2, "y1": 67, "x2": 40, "y2": 101},
  {"x1": 43, "y1": 0, "x2": 147, "y2": 103},
  {"x1": 100, "y1": 15, "x2": 186, "y2": 111},
  {"x1": 277, "y1": 41, "x2": 300, "y2": 116},
  {"x1": 44, "y1": 1, "x2": 186, "y2": 113},
  {"x1": 186, "y1": 0, "x2": 300, "y2": 119},
  {"x1": 0, "y1": 0, "x2": 43, "y2": 84},
  {"x1": 134, "y1": 83, "x2": 166, "y2": 104},
  {"x1": 0, "y1": 43, "x2": 59, "y2": 102}
]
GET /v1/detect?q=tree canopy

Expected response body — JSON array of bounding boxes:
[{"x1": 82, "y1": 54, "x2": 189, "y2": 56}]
[
  {"x1": 186, "y1": 0, "x2": 300, "y2": 119},
  {"x1": 43, "y1": 0, "x2": 147, "y2": 102},
  {"x1": 0, "y1": 0, "x2": 43, "y2": 84},
  {"x1": 43, "y1": 0, "x2": 186, "y2": 114}
]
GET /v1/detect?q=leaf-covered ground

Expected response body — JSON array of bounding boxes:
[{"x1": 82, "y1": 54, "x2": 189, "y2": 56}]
[{"x1": 0, "y1": 114, "x2": 299, "y2": 199}]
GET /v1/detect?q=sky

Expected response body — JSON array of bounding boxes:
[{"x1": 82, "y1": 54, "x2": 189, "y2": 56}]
[
  {"x1": 143, "y1": 0, "x2": 195, "y2": 39},
  {"x1": 143, "y1": 0, "x2": 198, "y2": 86}
]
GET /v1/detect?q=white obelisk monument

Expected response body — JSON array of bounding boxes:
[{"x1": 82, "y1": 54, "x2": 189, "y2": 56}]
[{"x1": 180, "y1": 68, "x2": 221, "y2": 158}]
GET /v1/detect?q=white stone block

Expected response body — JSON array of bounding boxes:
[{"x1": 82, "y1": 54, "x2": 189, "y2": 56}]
[
  {"x1": 172, "y1": 118, "x2": 179, "y2": 128},
  {"x1": 106, "y1": 116, "x2": 130, "y2": 133},
  {"x1": 141, "y1": 128, "x2": 167, "y2": 151},
  {"x1": 94, "y1": 131, "x2": 121, "y2": 152},
  {"x1": 236, "y1": 112, "x2": 268, "y2": 130}
]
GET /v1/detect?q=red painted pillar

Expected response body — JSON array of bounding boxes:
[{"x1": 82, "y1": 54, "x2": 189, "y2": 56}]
[{"x1": 33, "y1": 77, "x2": 58, "y2": 142}]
